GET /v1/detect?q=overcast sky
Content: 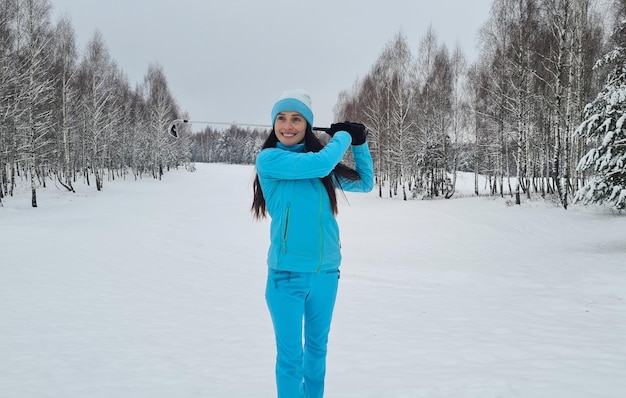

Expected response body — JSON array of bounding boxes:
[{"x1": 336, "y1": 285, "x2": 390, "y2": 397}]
[{"x1": 49, "y1": 0, "x2": 494, "y2": 131}]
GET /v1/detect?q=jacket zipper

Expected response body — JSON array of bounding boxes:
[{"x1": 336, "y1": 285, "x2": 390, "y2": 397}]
[
  {"x1": 316, "y1": 182, "x2": 324, "y2": 272},
  {"x1": 282, "y1": 203, "x2": 291, "y2": 254}
]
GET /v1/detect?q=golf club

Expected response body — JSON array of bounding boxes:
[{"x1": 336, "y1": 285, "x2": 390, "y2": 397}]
[{"x1": 167, "y1": 119, "x2": 331, "y2": 138}]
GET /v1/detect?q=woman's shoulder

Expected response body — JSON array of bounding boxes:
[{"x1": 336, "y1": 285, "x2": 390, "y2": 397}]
[
  {"x1": 256, "y1": 147, "x2": 282, "y2": 162},
  {"x1": 255, "y1": 147, "x2": 290, "y2": 173}
]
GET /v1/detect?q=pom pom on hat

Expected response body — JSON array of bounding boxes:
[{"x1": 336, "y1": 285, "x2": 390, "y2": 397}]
[{"x1": 271, "y1": 89, "x2": 314, "y2": 128}]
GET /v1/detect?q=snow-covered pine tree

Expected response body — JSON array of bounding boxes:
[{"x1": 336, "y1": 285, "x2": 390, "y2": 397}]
[{"x1": 574, "y1": 4, "x2": 626, "y2": 210}]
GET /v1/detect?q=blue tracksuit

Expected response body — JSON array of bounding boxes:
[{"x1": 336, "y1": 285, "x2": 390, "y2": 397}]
[{"x1": 256, "y1": 131, "x2": 374, "y2": 398}]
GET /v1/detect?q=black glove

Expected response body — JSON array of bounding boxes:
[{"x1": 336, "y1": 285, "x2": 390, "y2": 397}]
[
  {"x1": 345, "y1": 121, "x2": 368, "y2": 145},
  {"x1": 327, "y1": 122, "x2": 351, "y2": 137},
  {"x1": 327, "y1": 121, "x2": 368, "y2": 145}
]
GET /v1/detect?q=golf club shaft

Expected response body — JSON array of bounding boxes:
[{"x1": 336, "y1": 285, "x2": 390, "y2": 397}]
[{"x1": 176, "y1": 119, "x2": 330, "y2": 132}]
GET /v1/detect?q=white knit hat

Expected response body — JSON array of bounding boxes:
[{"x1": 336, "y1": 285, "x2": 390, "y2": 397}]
[{"x1": 271, "y1": 89, "x2": 314, "y2": 128}]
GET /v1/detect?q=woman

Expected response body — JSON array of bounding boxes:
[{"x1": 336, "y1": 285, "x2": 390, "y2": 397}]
[{"x1": 252, "y1": 89, "x2": 374, "y2": 398}]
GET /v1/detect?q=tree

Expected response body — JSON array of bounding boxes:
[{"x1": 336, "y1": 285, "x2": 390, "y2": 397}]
[
  {"x1": 378, "y1": 32, "x2": 416, "y2": 200},
  {"x1": 51, "y1": 13, "x2": 77, "y2": 192},
  {"x1": 416, "y1": 30, "x2": 455, "y2": 199},
  {"x1": 14, "y1": 0, "x2": 55, "y2": 207},
  {"x1": 447, "y1": 44, "x2": 470, "y2": 198},
  {"x1": 76, "y1": 30, "x2": 115, "y2": 191},
  {"x1": 466, "y1": 61, "x2": 494, "y2": 196},
  {"x1": 477, "y1": 0, "x2": 522, "y2": 199},
  {"x1": 574, "y1": 0, "x2": 626, "y2": 209},
  {"x1": 0, "y1": 0, "x2": 19, "y2": 205},
  {"x1": 142, "y1": 63, "x2": 178, "y2": 179}
]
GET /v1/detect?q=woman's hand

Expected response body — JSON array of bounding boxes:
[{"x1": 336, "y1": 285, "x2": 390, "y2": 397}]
[{"x1": 327, "y1": 121, "x2": 368, "y2": 145}]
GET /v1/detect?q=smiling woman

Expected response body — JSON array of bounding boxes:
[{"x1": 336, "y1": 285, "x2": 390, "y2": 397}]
[
  {"x1": 274, "y1": 111, "x2": 307, "y2": 146},
  {"x1": 251, "y1": 89, "x2": 374, "y2": 398},
  {"x1": 270, "y1": 90, "x2": 312, "y2": 146}
]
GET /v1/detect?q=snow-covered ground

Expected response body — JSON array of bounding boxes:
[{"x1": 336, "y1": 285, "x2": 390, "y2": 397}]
[{"x1": 1, "y1": 163, "x2": 625, "y2": 398}]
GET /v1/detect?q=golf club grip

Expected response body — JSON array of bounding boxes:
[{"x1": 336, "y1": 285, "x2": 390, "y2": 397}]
[{"x1": 312, "y1": 126, "x2": 331, "y2": 132}]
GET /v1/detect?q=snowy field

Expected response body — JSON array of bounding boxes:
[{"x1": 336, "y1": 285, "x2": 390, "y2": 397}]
[{"x1": 1, "y1": 163, "x2": 625, "y2": 398}]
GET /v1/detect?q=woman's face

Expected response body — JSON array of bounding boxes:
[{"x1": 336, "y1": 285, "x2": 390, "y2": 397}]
[{"x1": 274, "y1": 111, "x2": 307, "y2": 146}]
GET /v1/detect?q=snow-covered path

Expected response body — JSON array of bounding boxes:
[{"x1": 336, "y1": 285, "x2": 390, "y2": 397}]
[{"x1": 1, "y1": 164, "x2": 625, "y2": 397}]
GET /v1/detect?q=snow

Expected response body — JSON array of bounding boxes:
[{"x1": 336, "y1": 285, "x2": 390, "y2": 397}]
[{"x1": 1, "y1": 163, "x2": 625, "y2": 398}]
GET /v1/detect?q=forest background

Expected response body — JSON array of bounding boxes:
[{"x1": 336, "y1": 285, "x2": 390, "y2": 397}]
[{"x1": 1, "y1": 0, "x2": 625, "y2": 211}]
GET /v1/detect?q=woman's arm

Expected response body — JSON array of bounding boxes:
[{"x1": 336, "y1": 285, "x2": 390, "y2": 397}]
[
  {"x1": 336, "y1": 143, "x2": 374, "y2": 193},
  {"x1": 256, "y1": 131, "x2": 351, "y2": 180}
]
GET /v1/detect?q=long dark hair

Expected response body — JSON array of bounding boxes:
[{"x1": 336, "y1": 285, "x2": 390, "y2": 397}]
[{"x1": 251, "y1": 125, "x2": 361, "y2": 219}]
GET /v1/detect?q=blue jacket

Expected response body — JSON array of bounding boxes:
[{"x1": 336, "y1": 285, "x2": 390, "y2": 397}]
[{"x1": 256, "y1": 131, "x2": 374, "y2": 272}]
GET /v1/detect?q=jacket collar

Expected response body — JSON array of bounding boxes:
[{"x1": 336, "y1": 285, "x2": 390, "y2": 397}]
[{"x1": 277, "y1": 142, "x2": 305, "y2": 153}]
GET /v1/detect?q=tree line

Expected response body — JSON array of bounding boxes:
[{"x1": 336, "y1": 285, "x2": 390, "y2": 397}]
[
  {"x1": 333, "y1": 0, "x2": 625, "y2": 209},
  {"x1": 0, "y1": 0, "x2": 191, "y2": 208},
  {"x1": 4, "y1": 0, "x2": 623, "y2": 210},
  {"x1": 191, "y1": 126, "x2": 268, "y2": 165}
]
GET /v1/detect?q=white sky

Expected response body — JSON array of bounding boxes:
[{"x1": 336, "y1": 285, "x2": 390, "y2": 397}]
[{"x1": 49, "y1": 0, "x2": 493, "y2": 130}]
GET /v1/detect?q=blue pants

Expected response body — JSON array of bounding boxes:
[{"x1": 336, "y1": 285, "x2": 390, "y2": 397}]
[{"x1": 266, "y1": 268, "x2": 340, "y2": 398}]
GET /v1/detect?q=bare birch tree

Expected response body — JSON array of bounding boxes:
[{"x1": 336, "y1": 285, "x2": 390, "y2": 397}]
[
  {"x1": 0, "y1": 0, "x2": 19, "y2": 205},
  {"x1": 76, "y1": 30, "x2": 115, "y2": 191},
  {"x1": 51, "y1": 13, "x2": 77, "y2": 192},
  {"x1": 142, "y1": 63, "x2": 178, "y2": 180},
  {"x1": 447, "y1": 44, "x2": 470, "y2": 198},
  {"x1": 14, "y1": 0, "x2": 55, "y2": 207}
]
